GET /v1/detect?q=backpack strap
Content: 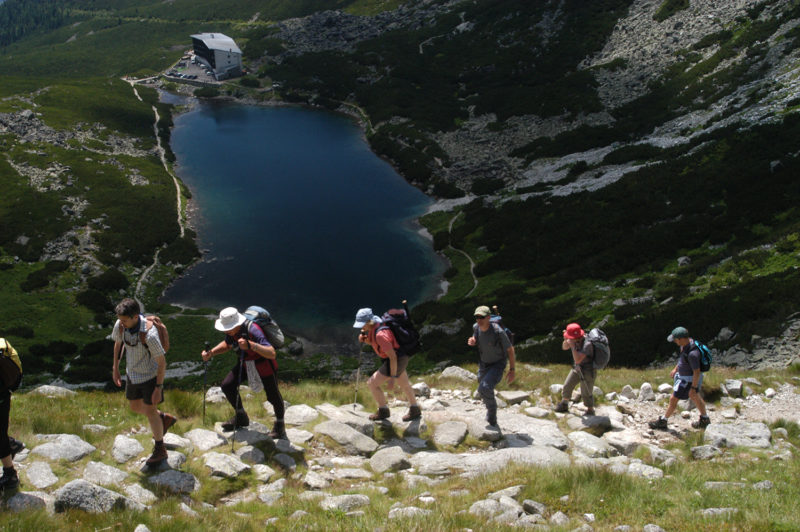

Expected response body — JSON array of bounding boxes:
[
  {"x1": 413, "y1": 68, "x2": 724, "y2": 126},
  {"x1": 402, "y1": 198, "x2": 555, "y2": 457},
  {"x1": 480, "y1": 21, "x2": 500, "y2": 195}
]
[{"x1": 241, "y1": 320, "x2": 277, "y2": 373}]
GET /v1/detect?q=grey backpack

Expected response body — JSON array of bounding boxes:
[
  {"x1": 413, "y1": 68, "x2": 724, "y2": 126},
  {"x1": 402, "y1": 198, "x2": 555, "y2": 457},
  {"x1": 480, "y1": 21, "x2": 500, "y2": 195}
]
[{"x1": 586, "y1": 328, "x2": 610, "y2": 369}]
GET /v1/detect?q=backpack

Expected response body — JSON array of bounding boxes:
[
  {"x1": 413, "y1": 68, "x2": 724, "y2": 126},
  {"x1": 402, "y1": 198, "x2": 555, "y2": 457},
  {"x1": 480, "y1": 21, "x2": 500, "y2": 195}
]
[
  {"x1": 585, "y1": 328, "x2": 610, "y2": 370},
  {"x1": 0, "y1": 338, "x2": 23, "y2": 391},
  {"x1": 118, "y1": 314, "x2": 170, "y2": 353},
  {"x1": 692, "y1": 341, "x2": 712, "y2": 372},
  {"x1": 243, "y1": 305, "x2": 285, "y2": 349},
  {"x1": 378, "y1": 308, "x2": 421, "y2": 357},
  {"x1": 489, "y1": 312, "x2": 514, "y2": 346}
]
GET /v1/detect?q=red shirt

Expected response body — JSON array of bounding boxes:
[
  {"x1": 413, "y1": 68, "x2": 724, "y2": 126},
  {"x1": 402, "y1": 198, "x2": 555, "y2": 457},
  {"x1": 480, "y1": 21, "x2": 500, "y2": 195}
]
[{"x1": 368, "y1": 326, "x2": 399, "y2": 359}]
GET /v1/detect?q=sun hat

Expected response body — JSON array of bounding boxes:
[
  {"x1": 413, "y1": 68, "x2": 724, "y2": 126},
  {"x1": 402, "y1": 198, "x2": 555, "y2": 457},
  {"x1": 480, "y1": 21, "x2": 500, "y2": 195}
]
[
  {"x1": 667, "y1": 326, "x2": 689, "y2": 342},
  {"x1": 353, "y1": 308, "x2": 381, "y2": 328},
  {"x1": 215, "y1": 307, "x2": 246, "y2": 332},
  {"x1": 563, "y1": 323, "x2": 585, "y2": 339},
  {"x1": 474, "y1": 305, "x2": 491, "y2": 318}
]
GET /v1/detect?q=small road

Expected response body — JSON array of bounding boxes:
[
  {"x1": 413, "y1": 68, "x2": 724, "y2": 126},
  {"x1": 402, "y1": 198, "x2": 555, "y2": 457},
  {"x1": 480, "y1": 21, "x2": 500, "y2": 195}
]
[{"x1": 448, "y1": 211, "x2": 478, "y2": 297}]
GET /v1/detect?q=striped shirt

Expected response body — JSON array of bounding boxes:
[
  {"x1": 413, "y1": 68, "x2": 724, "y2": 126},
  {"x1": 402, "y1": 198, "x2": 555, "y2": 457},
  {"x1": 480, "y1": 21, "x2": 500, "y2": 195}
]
[{"x1": 111, "y1": 317, "x2": 165, "y2": 384}]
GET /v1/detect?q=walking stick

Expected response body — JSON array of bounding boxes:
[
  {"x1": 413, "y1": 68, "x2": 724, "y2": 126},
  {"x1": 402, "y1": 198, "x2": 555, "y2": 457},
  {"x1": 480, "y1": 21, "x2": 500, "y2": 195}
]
[
  {"x1": 353, "y1": 334, "x2": 362, "y2": 410},
  {"x1": 232, "y1": 346, "x2": 245, "y2": 453},
  {"x1": 202, "y1": 341, "x2": 210, "y2": 426}
]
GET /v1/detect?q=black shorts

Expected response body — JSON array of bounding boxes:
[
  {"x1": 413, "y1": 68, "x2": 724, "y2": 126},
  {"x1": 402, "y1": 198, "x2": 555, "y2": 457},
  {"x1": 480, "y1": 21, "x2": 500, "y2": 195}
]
[
  {"x1": 377, "y1": 355, "x2": 410, "y2": 377},
  {"x1": 125, "y1": 377, "x2": 163, "y2": 405}
]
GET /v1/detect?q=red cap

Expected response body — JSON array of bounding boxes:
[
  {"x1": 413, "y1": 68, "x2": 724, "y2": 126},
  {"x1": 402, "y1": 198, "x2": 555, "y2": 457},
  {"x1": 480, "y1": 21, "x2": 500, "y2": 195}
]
[{"x1": 563, "y1": 323, "x2": 585, "y2": 339}]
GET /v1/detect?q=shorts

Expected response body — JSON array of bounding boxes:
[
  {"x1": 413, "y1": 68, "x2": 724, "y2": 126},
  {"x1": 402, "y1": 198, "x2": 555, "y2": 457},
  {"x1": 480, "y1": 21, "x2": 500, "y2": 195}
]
[
  {"x1": 377, "y1": 355, "x2": 410, "y2": 377},
  {"x1": 125, "y1": 376, "x2": 163, "y2": 405},
  {"x1": 672, "y1": 374, "x2": 703, "y2": 400}
]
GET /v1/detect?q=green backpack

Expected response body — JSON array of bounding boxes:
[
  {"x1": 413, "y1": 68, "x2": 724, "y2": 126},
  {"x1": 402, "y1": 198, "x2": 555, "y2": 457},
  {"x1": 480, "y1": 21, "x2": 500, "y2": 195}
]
[{"x1": 0, "y1": 338, "x2": 23, "y2": 391}]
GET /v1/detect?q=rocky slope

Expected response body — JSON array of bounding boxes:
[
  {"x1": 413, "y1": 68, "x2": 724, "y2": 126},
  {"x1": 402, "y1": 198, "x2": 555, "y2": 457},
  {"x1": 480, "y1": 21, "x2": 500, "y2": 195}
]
[{"x1": 5, "y1": 365, "x2": 797, "y2": 529}]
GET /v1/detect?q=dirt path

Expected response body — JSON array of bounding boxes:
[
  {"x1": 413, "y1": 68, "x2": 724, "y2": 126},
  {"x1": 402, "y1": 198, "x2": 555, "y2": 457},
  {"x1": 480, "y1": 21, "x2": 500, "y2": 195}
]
[{"x1": 448, "y1": 211, "x2": 478, "y2": 297}]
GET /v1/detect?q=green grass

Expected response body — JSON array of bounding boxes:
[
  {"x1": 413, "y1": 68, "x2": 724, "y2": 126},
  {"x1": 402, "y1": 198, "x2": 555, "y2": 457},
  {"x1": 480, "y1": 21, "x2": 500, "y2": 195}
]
[{"x1": 2, "y1": 365, "x2": 799, "y2": 530}]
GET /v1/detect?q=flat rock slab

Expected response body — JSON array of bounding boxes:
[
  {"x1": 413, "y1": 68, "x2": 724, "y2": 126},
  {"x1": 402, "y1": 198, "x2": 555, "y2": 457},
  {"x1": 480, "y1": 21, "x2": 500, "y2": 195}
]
[
  {"x1": 32, "y1": 434, "x2": 96, "y2": 462},
  {"x1": 314, "y1": 420, "x2": 378, "y2": 456},
  {"x1": 495, "y1": 413, "x2": 570, "y2": 450},
  {"x1": 409, "y1": 445, "x2": 570, "y2": 477},
  {"x1": 566, "y1": 414, "x2": 613, "y2": 436},
  {"x1": 434, "y1": 421, "x2": 468, "y2": 447},
  {"x1": 568, "y1": 431, "x2": 619, "y2": 458},
  {"x1": 83, "y1": 461, "x2": 128, "y2": 486},
  {"x1": 320, "y1": 494, "x2": 371, "y2": 512},
  {"x1": 284, "y1": 404, "x2": 320, "y2": 425},
  {"x1": 497, "y1": 390, "x2": 531, "y2": 405},
  {"x1": 30, "y1": 385, "x2": 76, "y2": 398},
  {"x1": 54, "y1": 479, "x2": 144, "y2": 513},
  {"x1": 704, "y1": 422, "x2": 771, "y2": 448},
  {"x1": 25, "y1": 461, "x2": 58, "y2": 489},
  {"x1": 183, "y1": 428, "x2": 227, "y2": 452}
]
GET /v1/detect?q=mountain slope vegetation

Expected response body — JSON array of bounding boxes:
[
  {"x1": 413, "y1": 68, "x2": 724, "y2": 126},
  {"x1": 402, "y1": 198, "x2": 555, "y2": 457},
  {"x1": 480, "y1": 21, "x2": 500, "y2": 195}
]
[{"x1": 1, "y1": 0, "x2": 800, "y2": 383}]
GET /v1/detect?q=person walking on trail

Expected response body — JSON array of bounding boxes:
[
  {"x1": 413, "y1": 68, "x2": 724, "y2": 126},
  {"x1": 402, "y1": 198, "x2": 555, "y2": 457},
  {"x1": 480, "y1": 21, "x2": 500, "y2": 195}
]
[
  {"x1": 111, "y1": 298, "x2": 177, "y2": 466},
  {"x1": 467, "y1": 305, "x2": 516, "y2": 427},
  {"x1": 0, "y1": 337, "x2": 23, "y2": 491},
  {"x1": 649, "y1": 326, "x2": 711, "y2": 430},
  {"x1": 354, "y1": 308, "x2": 421, "y2": 422},
  {"x1": 202, "y1": 307, "x2": 287, "y2": 440},
  {"x1": 554, "y1": 323, "x2": 596, "y2": 416}
]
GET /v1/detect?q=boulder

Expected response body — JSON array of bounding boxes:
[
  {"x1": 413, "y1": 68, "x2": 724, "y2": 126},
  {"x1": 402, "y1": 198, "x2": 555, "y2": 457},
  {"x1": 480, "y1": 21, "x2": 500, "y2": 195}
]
[
  {"x1": 568, "y1": 431, "x2": 618, "y2": 458},
  {"x1": 284, "y1": 404, "x2": 320, "y2": 425},
  {"x1": 441, "y1": 366, "x2": 477, "y2": 382},
  {"x1": 639, "y1": 383, "x2": 656, "y2": 402},
  {"x1": 183, "y1": 428, "x2": 227, "y2": 451},
  {"x1": 25, "y1": 461, "x2": 58, "y2": 489},
  {"x1": 30, "y1": 385, "x2": 76, "y2": 398},
  {"x1": 148, "y1": 470, "x2": 200, "y2": 493},
  {"x1": 315, "y1": 402, "x2": 374, "y2": 436},
  {"x1": 203, "y1": 452, "x2": 251, "y2": 478},
  {"x1": 112, "y1": 435, "x2": 144, "y2": 464},
  {"x1": 54, "y1": 479, "x2": 144, "y2": 513},
  {"x1": 369, "y1": 446, "x2": 410, "y2": 473},
  {"x1": 6, "y1": 491, "x2": 55, "y2": 513},
  {"x1": 497, "y1": 390, "x2": 530, "y2": 405},
  {"x1": 320, "y1": 494, "x2": 371, "y2": 512}
]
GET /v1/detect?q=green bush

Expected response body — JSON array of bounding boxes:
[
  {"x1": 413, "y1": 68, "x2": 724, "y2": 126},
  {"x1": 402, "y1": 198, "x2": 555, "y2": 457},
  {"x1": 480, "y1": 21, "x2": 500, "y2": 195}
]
[
  {"x1": 76, "y1": 289, "x2": 112, "y2": 314},
  {"x1": 654, "y1": 0, "x2": 690, "y2": 22},
  {"x1": 20, "y1": 260, "x2": 69, "y2": 292},
  {"x1": 88, "y1": 268, "x2": 129, "y2": 293},
  {"x1": 194, "y1": 86, "x2": 219, "y2": 98}
]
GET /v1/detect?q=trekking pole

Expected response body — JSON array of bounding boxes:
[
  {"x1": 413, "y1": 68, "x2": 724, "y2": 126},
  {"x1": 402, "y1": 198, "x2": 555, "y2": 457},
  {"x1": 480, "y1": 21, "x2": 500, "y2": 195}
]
[
  {"x1": 232, "y1": 347, "x2": 245, "y2": 453},
  {"x1": 353, "y1": 335, "x2": 362, "y2": 410},
  {"x1": 202, "y1": 341, "x2": 210, "y2": 426}
]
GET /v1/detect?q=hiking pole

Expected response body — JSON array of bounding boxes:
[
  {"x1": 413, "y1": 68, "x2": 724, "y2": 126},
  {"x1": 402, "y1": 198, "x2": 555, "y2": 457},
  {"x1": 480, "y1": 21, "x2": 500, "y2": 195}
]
[
  {"x1": 232, "y1": 346, "x2": 245, "y2": 453},
  {"x1": 353, "y1": 333, "x2": 362, "y2": 411},
  {"x1": 202, "y1": 341, "x2": 210, "y2": 426}
]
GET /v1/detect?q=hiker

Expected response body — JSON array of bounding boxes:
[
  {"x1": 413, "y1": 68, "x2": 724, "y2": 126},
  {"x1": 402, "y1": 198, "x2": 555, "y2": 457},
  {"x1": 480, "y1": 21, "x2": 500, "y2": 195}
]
[
  {"x1": 0, "y1": 337, "x2": 23, "y2": 491},
  {"x1": 111, "y1": 298, "x2": 177, "y2": 466},
  {"x1": 354, "y1": 308, "x2": 421, "y2": 422},
  {"x1": 554, "y1": 323, "x2": 596, "y2": 416},
  {"x1": 201, "y1": 307, "x2": 287, "y2": 440},
  {"x1": 649, "y1": 326, "x2": 711, "y2": 430},
  {"x1": 467, "y1": 305, "x2": 516, "y2": 427}
]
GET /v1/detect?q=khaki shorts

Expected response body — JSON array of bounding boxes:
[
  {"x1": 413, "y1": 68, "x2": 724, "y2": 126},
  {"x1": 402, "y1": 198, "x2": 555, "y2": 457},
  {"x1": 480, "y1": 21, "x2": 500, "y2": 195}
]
[
  {"x1": 125, "y1": 376, "x2": 163, "y2": 405},
  {"x1": 377, "y1": 355, "x2": 410, "y2": 377}
]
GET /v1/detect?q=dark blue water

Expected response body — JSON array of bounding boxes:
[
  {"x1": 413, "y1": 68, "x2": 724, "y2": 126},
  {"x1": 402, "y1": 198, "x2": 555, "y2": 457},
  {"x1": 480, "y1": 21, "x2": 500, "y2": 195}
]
[{"x1": 163, "y1": 102, "x2": 444, "y2": 341}]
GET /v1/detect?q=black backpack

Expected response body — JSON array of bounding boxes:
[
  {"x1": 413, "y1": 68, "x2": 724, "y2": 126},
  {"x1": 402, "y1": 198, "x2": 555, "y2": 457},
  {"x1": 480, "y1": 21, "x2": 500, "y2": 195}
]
[
  {"x1": 242, "y1": 305, "x2": 285, "y2": 349},
  {"x1": 377, "y1": 307, "x2": 421, "y2": 357}
]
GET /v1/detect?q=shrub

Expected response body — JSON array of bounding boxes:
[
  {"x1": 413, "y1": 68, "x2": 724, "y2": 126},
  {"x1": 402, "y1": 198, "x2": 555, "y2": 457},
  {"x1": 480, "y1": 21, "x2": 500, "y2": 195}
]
[
  {"x1": 76, "y1": 289, "x2": 112, "y2": 314},
  {"x1": 19, "y1": 260, "x2": 69, "y2": 292},
  {"x1": 194, "y1": 86, "x2": 219, "y2": 98},
  {"x1": 239, "y1": 76, "x2": 259, "y2": 88},
  {"x1": 654, "y1": 0, "x2": 690, "y2": 22},
  {"x1": 88, "y1": 268, "x2": 129, "y2": 293}
]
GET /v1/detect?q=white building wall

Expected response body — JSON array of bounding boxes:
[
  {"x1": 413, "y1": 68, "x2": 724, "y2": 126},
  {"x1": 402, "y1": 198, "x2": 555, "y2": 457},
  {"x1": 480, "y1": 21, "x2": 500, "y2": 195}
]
[{"x1": 213, "y1": 49, "x2": 242, "y2": 80}]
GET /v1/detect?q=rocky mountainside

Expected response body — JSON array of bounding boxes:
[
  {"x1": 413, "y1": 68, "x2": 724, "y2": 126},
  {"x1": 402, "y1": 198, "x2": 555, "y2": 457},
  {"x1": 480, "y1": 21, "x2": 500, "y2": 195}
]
[{"x1": 4, "y1": 366, "x2": 798, "y2": 530}]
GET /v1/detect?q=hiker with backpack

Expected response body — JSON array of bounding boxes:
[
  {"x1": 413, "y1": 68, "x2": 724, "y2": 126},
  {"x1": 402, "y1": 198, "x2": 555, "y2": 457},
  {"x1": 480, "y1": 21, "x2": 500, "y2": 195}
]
[
  {"x1": 201, "y1": 306, "x2": 287, "y2": 440},
  {"x1": 353, "y1": 307, "x2": 421, "y2": 422},
  {"x1": 649, "y1": 326, "x2": 711, "y2": 430},
  {"x1": 111, "y1": 298, "x2": 177, "y2": 467},
  {"x1": 467, "y1": 305, "x2": 516, "y2": 428},
  {"x1": 0, "y1": 337, "x2": 23, "y2": 491},
  {"x1": 554, "y1": 323, "x2": 602, "y2": 416}
]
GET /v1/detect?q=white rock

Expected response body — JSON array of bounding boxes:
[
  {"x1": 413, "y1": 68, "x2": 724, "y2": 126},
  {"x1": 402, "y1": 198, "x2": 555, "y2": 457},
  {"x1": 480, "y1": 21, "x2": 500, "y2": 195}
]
[
  {"x1": 83, "y1": 461, "x2": 128, "y2": 486},
  {"x1": 320, "y1": 494, "x2": 371, "y2": 511},
  {"x1": 183, "y1": 428, "x2": 227, "y2": 451},
  {"x1": 441, "y1": 366, "x2": 477, "y2": 382},
  {"x1": 30, "y1": 385, "x2": 76, "y2": 398},
  {"x1": 25, "y1": 461, "x2": 58, "y2": 489},
  {"x1": 284, "y1": 404, "x2": 320, "y2": 425},
  {"x1": 32, "y1": 434, "x2": 95, "y2": 462},
  {"x1": 433, "y1": 421, "x2": 468, "y2": 447},
  {"x1": 112, "y1": 435, "x2": 144, "y2": 464},
  {"x1": 370, "y1": 446, "x2": 410, "y2": 473}
]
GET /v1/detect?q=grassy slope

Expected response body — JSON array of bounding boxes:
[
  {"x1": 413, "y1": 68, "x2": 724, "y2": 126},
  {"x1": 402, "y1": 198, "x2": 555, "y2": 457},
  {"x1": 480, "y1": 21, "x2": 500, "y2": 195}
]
[{"x1": 0, "y1": 364, "x2": 798, "y2": 530}]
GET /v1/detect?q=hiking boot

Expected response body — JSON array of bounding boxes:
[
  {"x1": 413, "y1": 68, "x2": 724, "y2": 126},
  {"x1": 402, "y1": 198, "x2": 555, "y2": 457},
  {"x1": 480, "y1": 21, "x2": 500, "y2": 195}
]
[
  {"x1": 584, "y1": 408, "x2": 595, "y2": 417},
  {"x1": 648, "y1": 416, "x2": 668, "y2": 430},
  {"x1": 487, "y1": 412, "x2": 498, "y2": 427},
  {"x1": 160, "y1": 412, "x2": 177, "y2": 434},
  {"x1": 691, "y1": 415, "x2": 711, "y2": 429},
  {"x1": 221, "y1": 410, "x2": 250, "y2": 431},
  {"x1": 8, "y1": 437, "x2": 24, "y2": 459},
  {"x1": 554, "y1": 400, "x2": 569, "y2": 413},
  {"x1": 402, "y1": 405, "x2": 422, "y2": 422},
  {"x1": 145, "y1": 443, "x2": 167, "y2": 466},
  {"x1": 369, "y1": 406, "x2": 390, "y2": 421},
  {"x1": 268, "y1": 421, "x2": 288, "y2": 440},
  {"x1": 0, "y1": 468, "x2": 19, "y2": 492}
]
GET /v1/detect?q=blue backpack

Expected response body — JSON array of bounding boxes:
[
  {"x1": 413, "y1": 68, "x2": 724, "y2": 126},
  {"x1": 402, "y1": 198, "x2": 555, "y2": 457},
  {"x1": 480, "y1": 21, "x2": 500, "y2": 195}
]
[{"x1": 694, "y1": 341, "x2": 712, "y2": 372}]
